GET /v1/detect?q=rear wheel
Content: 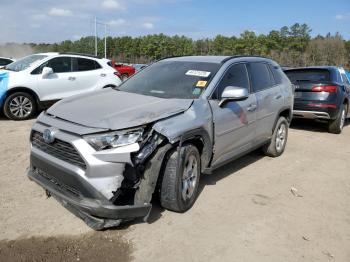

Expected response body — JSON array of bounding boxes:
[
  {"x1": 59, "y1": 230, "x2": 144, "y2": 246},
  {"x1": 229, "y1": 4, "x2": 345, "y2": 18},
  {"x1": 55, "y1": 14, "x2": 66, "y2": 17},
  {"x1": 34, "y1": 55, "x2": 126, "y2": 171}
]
[
  {"x1": 3, "y1": 92, "x2": 36, "y2": 120},
  {"x1": 262, "y1": 116, "x2": 289, "y2": 157},
  {"x1": 160, "y1": 144, "x2": 201, "y2": 212},
  {"x1": 328, "y1": 104, "x2": 347, "y2": 134}
]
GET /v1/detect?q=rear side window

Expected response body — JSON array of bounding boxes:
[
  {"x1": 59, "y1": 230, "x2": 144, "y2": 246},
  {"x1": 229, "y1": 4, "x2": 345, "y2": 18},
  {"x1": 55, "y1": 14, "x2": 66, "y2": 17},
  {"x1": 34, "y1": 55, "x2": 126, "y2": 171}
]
[
  {"x1": 249, "y1": 62, "x2": 275, "y2": 92},
  {"x1": 213, "y1": 63, "x2": 250, "y2": 99},
  {"x1": 74, "y1": 58, "x2": 101, "y2": 71},
  {"x1": 285, "y1": 69, "x2": 331, "y2": 84}
]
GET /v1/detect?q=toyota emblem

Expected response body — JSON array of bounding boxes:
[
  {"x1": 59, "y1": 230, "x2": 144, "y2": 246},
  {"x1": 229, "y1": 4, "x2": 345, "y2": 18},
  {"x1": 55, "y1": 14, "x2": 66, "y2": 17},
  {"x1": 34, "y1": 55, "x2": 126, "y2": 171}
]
[{"x1": 43, "y1": 129, "x2": 55, "y2": 144}]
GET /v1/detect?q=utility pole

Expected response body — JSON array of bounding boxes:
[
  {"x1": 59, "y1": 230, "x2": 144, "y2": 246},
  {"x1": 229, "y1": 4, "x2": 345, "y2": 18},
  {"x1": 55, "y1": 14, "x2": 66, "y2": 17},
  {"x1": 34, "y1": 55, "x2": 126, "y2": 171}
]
[
  {"x1": 104, "y1": 24, "x2": 107, "y2": 59},
  {"x1": 94, "y1": 17, "x2": 97, "y2": 56},
  {"x1": 94, "y1": 17, "x2": 108, "y2": 58}
]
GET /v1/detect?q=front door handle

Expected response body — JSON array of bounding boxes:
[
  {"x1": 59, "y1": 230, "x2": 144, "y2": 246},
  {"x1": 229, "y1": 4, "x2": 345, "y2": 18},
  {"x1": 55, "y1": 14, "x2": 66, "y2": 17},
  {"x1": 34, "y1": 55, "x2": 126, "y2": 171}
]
[
  {"x1": 247, "y1": 104, "x2": 257, "y2": 112},
  {"x1": 68, "y1": 76, "x2": 76, "y2": 81}
]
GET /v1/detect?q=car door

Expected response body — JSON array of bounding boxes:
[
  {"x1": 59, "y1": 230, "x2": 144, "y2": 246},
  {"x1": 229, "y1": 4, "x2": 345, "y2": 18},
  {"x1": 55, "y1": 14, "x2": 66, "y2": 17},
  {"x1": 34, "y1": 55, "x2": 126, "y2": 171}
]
[
  {"x1": 35, "y1": 56, "x2": 77, "y2": 101},
  {"x1": 248, "y1": 62, "x2": 284, "y2": 144},
  {"x1": 71, "y1": 57, "x2": 104, "y2": 94},
  {"x1": 209, "y1": 63, "x2": 257, "y2": 167}
]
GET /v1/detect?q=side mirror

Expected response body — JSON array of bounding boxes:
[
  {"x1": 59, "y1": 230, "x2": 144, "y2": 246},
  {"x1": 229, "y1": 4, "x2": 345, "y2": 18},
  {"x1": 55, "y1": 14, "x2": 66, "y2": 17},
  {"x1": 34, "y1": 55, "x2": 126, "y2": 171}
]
[
  {"x1": 219, "y1": 86, "x2": 249, "y2": 107},
  {"x1": 42, "y1": 67, "x2": 53, "y2": 78}
]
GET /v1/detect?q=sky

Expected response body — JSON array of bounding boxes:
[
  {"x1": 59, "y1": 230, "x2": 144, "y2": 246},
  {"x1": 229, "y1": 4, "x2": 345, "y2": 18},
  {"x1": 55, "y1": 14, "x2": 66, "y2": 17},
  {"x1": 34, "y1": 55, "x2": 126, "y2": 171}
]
[{"x1": 0, "y1": 0, "x2": 349, "y2": 43}]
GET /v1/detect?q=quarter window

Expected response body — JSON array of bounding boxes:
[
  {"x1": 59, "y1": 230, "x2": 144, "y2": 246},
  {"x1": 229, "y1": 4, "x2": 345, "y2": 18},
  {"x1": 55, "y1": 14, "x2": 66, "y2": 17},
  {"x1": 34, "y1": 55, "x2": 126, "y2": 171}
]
[
  {"x1": 214, "y1": 63, "x2": 250, "y2": 99},
  {"x1": 341, "y1": 73, "x2": 350, "y2": 85},
  {"x1": 269, "y1": 64, "x2": 283, "y2": 84},
  {"x1": 249, "y1": 62, "x2": 275, "y2": 92}
]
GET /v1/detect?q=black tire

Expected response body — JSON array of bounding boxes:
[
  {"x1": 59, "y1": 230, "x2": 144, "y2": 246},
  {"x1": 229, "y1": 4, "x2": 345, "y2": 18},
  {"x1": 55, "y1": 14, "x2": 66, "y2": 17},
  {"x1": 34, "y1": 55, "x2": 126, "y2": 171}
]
[
  {"x1": 262, "y1": 116, "x2": 289, "y2": 157},
  {"x1": 160, "y1": 144, "x2": 201, "y2": 213},
  {"x1": 121, "y1": 74, "x2": 128, "y2": 81},
  {"x1": 328, "y1": 103, "x2": 347, "y2": 134},
  {"x1": 3, "y1": 92, "x2": 37, "y2": 120}
]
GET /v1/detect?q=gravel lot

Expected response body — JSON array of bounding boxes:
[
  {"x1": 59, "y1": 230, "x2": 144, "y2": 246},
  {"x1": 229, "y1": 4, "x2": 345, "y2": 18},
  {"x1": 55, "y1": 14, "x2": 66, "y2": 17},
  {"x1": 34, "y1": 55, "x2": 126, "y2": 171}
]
[{"x1": 0, "y1": 116, "x2": 349, "y2": 262}]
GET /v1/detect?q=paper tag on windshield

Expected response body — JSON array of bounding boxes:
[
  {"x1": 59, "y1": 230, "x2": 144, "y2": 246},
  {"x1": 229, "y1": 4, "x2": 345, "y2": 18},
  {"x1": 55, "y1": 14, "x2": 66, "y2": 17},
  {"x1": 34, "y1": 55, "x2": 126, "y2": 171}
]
[
  {"x1": 186, "y1": 70, "x2": 211, "y2": 78},
  {"x1": 196, "y1": 80, "x2": 207, "y2": 87}
]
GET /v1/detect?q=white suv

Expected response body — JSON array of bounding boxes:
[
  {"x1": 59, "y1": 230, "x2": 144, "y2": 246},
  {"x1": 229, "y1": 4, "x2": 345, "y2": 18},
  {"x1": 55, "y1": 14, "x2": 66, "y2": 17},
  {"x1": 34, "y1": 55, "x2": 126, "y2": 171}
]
[{"x1": 0, "y1": 52, "x2": 122, "y2": 120}]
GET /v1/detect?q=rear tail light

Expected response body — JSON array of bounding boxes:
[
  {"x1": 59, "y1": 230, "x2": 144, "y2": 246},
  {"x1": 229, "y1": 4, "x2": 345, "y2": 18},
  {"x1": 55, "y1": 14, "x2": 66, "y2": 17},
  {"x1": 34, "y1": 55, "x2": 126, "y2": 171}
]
[{"x1": 311, "y1": 85, "x2": 337, "y2": 93}]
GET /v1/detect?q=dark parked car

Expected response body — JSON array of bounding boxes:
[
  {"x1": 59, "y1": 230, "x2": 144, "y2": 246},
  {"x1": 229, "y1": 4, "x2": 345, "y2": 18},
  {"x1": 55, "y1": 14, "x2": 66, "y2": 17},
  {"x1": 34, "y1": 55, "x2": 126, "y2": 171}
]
[{"x1": 284, "y1": 66, "x2": 350, "y2": 133}]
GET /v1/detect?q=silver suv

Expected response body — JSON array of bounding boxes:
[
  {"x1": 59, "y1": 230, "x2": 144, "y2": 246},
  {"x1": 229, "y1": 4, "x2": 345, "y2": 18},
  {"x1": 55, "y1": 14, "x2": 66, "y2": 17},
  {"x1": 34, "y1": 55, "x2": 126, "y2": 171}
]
[{"x1": 27, "y1": 56, "x2": 293, "y2": 229}]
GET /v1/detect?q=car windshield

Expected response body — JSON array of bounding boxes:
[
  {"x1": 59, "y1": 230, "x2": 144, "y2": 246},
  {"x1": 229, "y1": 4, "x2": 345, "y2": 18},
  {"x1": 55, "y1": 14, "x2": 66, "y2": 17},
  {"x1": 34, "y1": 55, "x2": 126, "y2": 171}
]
[
  {"x1": 5, "y1": 54, "x2": 48, "y2": 72},
  {"x1": 118, "y1": 61, "x2": 221, "y2": 99}
]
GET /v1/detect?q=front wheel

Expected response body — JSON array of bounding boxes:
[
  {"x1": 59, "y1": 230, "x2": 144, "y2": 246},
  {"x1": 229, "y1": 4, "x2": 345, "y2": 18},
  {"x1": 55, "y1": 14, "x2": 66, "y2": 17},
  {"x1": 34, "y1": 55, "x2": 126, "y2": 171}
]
[
  {"x1": 160, "y1": 144, "x2": 201, "y2": 213},
  {"x1": 3, "y1": 92, "x2": 36, "y2": 120},
  {"x1": 262, "y1": 116, "x2": 289, "y2": 157}
]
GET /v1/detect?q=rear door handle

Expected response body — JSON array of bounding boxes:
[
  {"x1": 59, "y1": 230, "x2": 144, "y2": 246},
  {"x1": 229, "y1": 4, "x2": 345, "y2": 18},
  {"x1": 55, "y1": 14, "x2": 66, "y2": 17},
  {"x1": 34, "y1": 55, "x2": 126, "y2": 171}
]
[
  {"x1": 100, "y1": 73, "x2": 106, "y2": 77},
  {"x1": 274, "y1": 94, "x2": 282, "y2": 99},
  {"x1": 68, "y1": 76, "x2": 76, "y2": 81},
  {"x1": 247, "y1": 104, "x2": 257, "y2": 112}
]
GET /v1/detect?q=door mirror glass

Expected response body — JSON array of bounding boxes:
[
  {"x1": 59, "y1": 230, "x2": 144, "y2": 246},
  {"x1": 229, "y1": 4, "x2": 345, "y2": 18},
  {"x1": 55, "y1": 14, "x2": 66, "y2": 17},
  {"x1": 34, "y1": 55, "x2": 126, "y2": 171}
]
[
  {"x1": 42, "y1": 67, "x2": 53, "y2": 78},
  {"x1": 219, "y1": 86, "x2": 249, "y2": 107}
]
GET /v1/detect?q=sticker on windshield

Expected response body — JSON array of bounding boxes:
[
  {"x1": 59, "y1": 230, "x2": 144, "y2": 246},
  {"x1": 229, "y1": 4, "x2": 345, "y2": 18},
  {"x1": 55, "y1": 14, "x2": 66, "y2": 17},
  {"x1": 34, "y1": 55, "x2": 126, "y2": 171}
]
[
  {"x1": 196, "y1": 80, "x2": 207, "y2": 87},
  {"x1": 186, "y1": 70, "x2": 211, "y2": 78}
]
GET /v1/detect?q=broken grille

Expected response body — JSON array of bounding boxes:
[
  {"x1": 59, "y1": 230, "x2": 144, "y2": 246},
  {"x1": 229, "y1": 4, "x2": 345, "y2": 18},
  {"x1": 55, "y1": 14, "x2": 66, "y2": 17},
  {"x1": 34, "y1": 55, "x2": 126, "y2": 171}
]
[{"x1": 31, "y1": 131, "x2": 86, "y2": 170}]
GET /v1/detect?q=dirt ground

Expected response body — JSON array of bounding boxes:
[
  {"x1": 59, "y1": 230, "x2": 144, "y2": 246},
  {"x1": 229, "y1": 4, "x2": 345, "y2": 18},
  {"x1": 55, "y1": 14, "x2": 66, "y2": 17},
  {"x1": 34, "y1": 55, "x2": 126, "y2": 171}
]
[{"x1": 0, "y1": 116, "x2": 349, "y2": 262}]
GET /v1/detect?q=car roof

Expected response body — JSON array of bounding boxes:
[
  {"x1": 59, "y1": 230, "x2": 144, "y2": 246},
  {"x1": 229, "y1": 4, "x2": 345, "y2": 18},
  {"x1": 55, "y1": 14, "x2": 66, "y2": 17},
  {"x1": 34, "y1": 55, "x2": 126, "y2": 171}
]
[
  {"x1": 33, "y1": 52, "x2": 104, "y2": 60},
  {"x1": 284, "y1": 66, "x2": 340, "y2": 72},
  {"x1": 162, "y1": 55, "x2": 274, "y2": 64}
]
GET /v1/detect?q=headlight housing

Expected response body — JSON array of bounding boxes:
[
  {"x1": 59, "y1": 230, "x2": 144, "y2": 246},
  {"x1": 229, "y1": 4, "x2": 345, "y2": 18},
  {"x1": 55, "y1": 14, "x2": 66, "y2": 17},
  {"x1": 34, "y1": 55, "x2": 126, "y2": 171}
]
[{"x1": 84, "y1": 129, "x2": 143, "y2": 151}]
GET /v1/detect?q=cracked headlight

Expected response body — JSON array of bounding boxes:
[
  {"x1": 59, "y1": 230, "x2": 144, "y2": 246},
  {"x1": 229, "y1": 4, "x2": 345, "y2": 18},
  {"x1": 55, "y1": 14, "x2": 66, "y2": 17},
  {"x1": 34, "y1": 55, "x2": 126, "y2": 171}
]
[{"x1": 84, "y1": 129, "x2": 143, "y2": 151}]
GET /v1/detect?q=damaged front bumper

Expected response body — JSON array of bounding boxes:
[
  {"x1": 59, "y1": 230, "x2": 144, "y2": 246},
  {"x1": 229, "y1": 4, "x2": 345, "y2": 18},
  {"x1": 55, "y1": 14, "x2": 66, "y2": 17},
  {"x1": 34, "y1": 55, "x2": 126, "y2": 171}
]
[
  {"x1": 27, "y1": 168, "x2": 151, "y2": 230},
  {"x1": 27, "y1": 120, "x2": 157, "y2": 230}
]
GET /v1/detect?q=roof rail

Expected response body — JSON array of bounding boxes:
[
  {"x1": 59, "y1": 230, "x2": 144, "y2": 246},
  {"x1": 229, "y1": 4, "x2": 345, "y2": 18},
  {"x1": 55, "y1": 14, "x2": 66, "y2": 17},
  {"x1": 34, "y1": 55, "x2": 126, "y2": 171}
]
[
  {"x1": 59, "y1": 52, "x2": 101, "y2": 59},
  {"x1": 221, "y1": 55, "x2": 271, "y2": 64}
]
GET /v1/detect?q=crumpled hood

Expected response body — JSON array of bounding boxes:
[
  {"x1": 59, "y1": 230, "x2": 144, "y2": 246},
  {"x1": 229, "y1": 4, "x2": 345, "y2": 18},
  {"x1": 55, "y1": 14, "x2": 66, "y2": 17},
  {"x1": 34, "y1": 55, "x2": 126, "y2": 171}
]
[{"x1": 47, "y1": 88, "x2": 193, "y2": 130}]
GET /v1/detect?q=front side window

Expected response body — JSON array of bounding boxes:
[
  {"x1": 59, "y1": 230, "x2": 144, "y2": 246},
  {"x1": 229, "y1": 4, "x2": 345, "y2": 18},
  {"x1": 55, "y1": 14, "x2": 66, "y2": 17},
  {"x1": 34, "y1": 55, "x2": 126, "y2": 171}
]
[
  {"x1": 5, "y1": 55, "x2": 47, "y2": 72},
  {"x1": 74, "y1": 58, "x2": 101, "y2": 71},
  {"x1": 249, "y1": 62, "x2": 275, "y2": 92},
  {"x1": 32, "y1": 57, "x2": 73, "y2": 74},
  {"x1": 118, "y1": 61, "x2": 221, "y2": 99},
  {"x1": 213, "y1": 63, "x2": 250, "y2": 99}
]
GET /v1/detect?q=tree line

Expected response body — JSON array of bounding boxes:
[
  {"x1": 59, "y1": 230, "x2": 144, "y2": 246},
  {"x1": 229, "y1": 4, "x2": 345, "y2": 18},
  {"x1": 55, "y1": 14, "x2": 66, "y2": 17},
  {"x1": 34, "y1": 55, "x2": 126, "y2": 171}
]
[{"x1": 2, "y1": 23, "x2": 350, "y2": 69}]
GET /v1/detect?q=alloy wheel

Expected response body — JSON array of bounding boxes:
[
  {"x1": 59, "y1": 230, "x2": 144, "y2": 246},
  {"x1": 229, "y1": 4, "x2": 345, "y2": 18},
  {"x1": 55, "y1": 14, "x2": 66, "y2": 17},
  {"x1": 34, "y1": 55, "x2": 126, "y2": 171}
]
[
  {"x1": 181, "y1": 154, "x2": 198, "y2": 201},
  {"x1": 9, "y1": 95, "x2": 33, "y2": 118},
  {"x1": 275, "y1": 123, "x2": 287, "y2": 152}
]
